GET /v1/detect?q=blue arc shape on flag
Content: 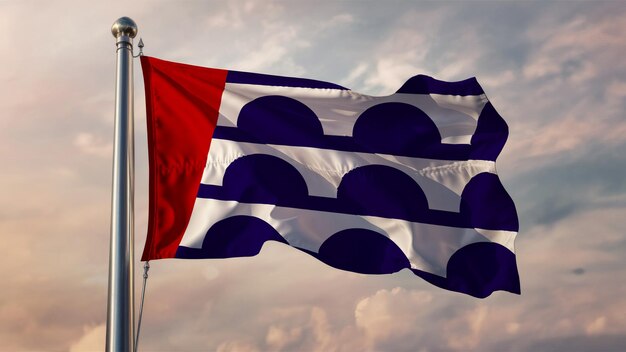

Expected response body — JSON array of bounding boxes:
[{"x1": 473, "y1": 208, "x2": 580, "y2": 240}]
[{"x1": 140, "y1": 56, "x2": 520, "y2": 298}]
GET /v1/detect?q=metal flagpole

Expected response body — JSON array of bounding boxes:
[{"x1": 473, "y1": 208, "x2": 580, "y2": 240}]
[{"x1": 107, "y1": 17, "x2": 137, "y2": 352}]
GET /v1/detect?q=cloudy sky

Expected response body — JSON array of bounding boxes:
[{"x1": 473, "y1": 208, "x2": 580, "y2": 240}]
[{"x1": 1, "y1": 0, "x2": 626, "y2": 351}]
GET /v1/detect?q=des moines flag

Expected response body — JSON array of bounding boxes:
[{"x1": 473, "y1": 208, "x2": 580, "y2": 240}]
[{"x1": 140, "y1": 56, "x2": 520, "y2": 298}]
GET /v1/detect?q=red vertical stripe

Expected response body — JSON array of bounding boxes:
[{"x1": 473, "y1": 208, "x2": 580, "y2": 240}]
[{"x1": 140, "y1": 56, "x2": 228, "y2": 260}]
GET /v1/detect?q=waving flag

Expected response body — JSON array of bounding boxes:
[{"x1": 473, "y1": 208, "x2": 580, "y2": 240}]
[{"x1": 140, "y1": 56, "x2": 520, "y2": 298}]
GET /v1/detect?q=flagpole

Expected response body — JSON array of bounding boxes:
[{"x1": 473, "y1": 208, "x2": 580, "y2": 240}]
[{"x1": 107, "y1": 17, "x2": 137, "y2": 352}]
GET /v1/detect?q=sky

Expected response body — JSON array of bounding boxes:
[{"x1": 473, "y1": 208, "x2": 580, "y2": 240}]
[{"x1": 1, "y1": 0, "x2": 625, "y2": 351}]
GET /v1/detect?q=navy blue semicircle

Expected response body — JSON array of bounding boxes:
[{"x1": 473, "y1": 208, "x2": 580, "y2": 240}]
[
  {"x1": 460, "y1": 172, "x2": 519, "y2": 231},
  {"x1": 353, "y1": 102, "x2": 441, "y2": 155},
  {"x1": 237, "y1": 95, "x2": 325, "y2": 145},
  {"x1": 226, "y1": 70, "x2": 347, "y2": 90},
  {"x1": 411, "y1": 242, "x2": 520, "y2": 298},
  {"x1": 222, "y1": 154, "x2": 308, "y2": 205},
  {"x1": 176, "y1": 216, "x2": 287, "y2": 259},
  {"x1": 470, "y1": 102, "x2": 509, "y2": 161},
  {"x1": 396, "y1": 74, "x2": 484, "y2": 96},
  {"x1": 337, "y1": 165, "x2": 429, "y2": 219},
  {"x1": 317, "y1": 228, "x2": 410, "y2": 274}
]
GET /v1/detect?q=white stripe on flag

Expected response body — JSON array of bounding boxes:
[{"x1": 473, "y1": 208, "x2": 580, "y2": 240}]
[
  {"x1": 202, "y1": 139, "x2": 497, "y2": 212},
  {"x1": 217, "y1": 83, "x2": 488, "y2": 144},
  {"x1": 179, "y1": 198, "x2": 516, "y2": 277}
]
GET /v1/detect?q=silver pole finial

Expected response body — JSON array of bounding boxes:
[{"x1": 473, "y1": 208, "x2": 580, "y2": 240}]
[{"x1": 111, "y1": 17, "x2": 138, "y2": 39}]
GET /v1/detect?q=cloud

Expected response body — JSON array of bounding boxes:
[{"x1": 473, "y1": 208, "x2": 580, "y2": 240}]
[
  {"x1": 606, "y1": 80, "x2": 626, "y2": 98},
  {"x1": 509, "y1": 142, "x2": 626, "y2": 229},
  {"x1": 364, "y1": 55, "x2": 425, "y2": 93},
  {"x1": 308, "y1": 307, "x2": 335, "y2": 352},
  {"x1": 265, "y1": 325, "x2": 302, "y2": 350},
  {"x1": 480, "y1": 70, "x2": 516, "y2": 89},
  {"x1": 74, "y1": 132, "x2": 112, "y2": 158},
  {"x1": 585, "y1": 316, "x2": 607, "y2": 335},
  {"x1": 443, "y1": 305, "x2": 488, "y2": 350},
  {"x1": 358, "y1": 17, "x2": 433, "y2": 93},
  {"x1": 525, "y1": 333, "x2": 626, "y2": 352},
  {"x1": 352, "y1": 289, "x2": 495, "y2": 351},
  {"x1": 341, "y1": 62, "x2": 369, "y2": 87},
  {"x1": 232, "y1": 25, "x2": 308, "y2": 75},
  {"x1": 355, "y1": 287, "x2": 433, "y2": 343},
  {"x1": 69, "y1": 324, "x2": 105, "y2": 352},
  {"x1": 523, "y1": 13, "x2": 626, "y2": 82},
  {"x1": 499, "y1": 9, "x2": 626, "y2": 166},
  {"x1": 207, "y1": 304, "x2": 365, "y2": 352},
  {"x1": 513, "y1": 113, "x2": 626, "y2": 159},
  {"x1": 216, "y1": 340, "x2": 260, "y2": 352},
  {"x1": 318, "y1": 14, "x2": 355, "y2": 31},
  {"x1": 205, "y1": 3, "x2": 246, "y2": 29}
]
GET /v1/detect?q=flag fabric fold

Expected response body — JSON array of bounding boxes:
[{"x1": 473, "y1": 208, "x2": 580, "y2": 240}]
[{"x1": 140, "y1": 56, "x2": 520, "y2": 298}]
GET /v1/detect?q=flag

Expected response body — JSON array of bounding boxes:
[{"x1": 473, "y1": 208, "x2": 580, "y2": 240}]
[{"x1": 140, "y1": 56, "x2": 520, "y2": 298}]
